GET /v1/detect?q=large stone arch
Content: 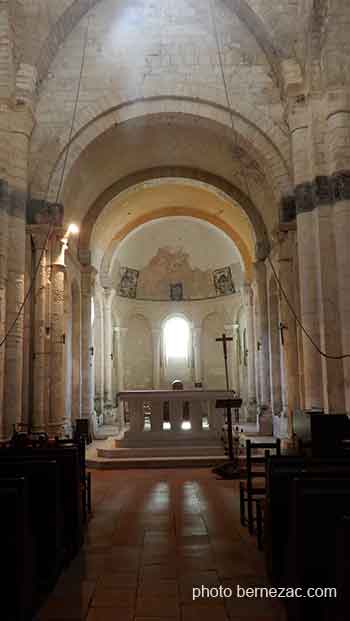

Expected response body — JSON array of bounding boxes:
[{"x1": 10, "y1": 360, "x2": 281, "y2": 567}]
[
  {"x1": 79, "y1": 167, "x2": 270, "y2": 269},
  {"x1": 30, "y1": 99, "x2": 291, "y2": 205}
]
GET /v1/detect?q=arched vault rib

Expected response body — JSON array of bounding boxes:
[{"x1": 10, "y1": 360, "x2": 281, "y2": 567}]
[{"x1": 78, "y1": 166, "x2": 271, "y2": 267}]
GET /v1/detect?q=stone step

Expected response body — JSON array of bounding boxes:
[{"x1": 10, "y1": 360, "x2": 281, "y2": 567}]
[
  {"x1": 87, "y1": 455, "x2": 229, "y2": 470},
  {"x1": 99, "y1": 445, "x2": 226, "y2": 459},
  {"x1": 119, "y1": 431, "x2": 221, "y2": 448}
]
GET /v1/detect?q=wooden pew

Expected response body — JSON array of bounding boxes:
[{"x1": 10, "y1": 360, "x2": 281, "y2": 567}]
[
  {"x1": 0, "y1": 445, "x2": 84, "y2": 559},
  {"x1": 264, "y1": 456, "x2": 350, "y2": 586},
  {"x1": 285, "y1": 477, "x2": 350, "y2": 621},
  {"x1": 239, "y1": 438, "x2": 281, "y2": 535},
  {"x1": 0, "y1": 460, "x2": 63, "y2": 589},
  {"x1": 0, "y1": 479, "x2": 36, "y2": 621}
]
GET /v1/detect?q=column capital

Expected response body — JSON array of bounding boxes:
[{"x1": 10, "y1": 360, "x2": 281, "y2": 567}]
[
  {"x1": 29, "y1": 225, "x2": 50, "y2": 251},
  {"x1": 224, "y1": 324, "x2": 234, "y2": 338},
  {"x1": 103, "y1": 286, "x2": 115, "y2": 306}
]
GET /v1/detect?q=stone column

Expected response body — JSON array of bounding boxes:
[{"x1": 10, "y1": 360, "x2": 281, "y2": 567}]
[
  {"x1": 93, "y1": 294, "x2": 104, "y2": 417},
  {"x1": 116, "y1": 327, "x2": 128, "y2": 391},
  {"x1": 314, "y1": 202, "x2": 344, "y2": 412},
  {"x1": 169, "y1": 399, "x2": 183, "y2": 431},
  {"x1": 81, "y1": 265, "x2": 96, "y2": 423},
  {"x1": 103, "y1": 287, "x2": 114, "y2": 408},
  {"x1": 0, "y1": 181, "x2": 9, "y2": 440},
  {"x1": 192, "y1": 325, "x2": 202, "y2": 385},
  {"x1": 290, "y1": 100, "x2": 323, "y2": 410},
  {"x1": 152, "y1": 327, "x2": 161, "y2": 389},
  {"x1": 327, "y1": 92, "x2": 350, "y2": 413},
  {"x1": 279, "y1": 232, "x2": 300, "y2": 432},
  {"x1": 48, "y1": 234, "x2": 67, "y2": 436},
  {"x1": 253, "y1": 261, "x2": 271, "y2": 408},
  {"x1": 150, "y1": 400, "x2": 163, "y2": 431},
  {"x1": 190, "y1": 401, "x2": 203, "y2": 432},
  {"x1": 31, "y1": 228, "x2": 49, "y2": 432},
  {"x1": 129, "y1": 399, "x2": 144, "y2": 432},
  {"x1": 242, "y1": 283, "x2": 257, "y2": 420},
  {"x1": 115, "y1": 326, "x2": 128, "y2": 426}
]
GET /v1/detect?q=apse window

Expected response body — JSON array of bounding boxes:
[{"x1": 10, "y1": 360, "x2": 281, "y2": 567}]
[{"x1": 164, "y1": 316, "x2": 190, "y2": 363}]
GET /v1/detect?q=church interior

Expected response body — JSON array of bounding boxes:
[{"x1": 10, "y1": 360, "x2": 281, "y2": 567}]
[{"x1": 1, "y1": 0, "x2": 350, "y2": 619}]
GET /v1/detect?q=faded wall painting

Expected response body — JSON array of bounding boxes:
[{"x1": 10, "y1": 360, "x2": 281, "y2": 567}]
[
  {"x1": 118, "y1": 267, "x2": 139, "y2": 298},
  {"x1": 213, "y1": 266, "x2": 235, "y2": 296}
]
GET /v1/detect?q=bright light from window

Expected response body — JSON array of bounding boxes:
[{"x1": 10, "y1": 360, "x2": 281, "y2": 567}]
[
  {"x1": 164, "y1": 317, "x2": 190, "y2": 361},
  {"x1": 181, "y1": 421, "x2": 191, "y2": 431}
]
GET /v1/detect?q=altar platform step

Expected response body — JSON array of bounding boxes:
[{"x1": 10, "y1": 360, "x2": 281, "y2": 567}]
[
  {"x1": 86, "y1": 454, "x2": 230, "y2": 470},
  {"x1": 97, "y1": 445, "x2": 225, "y2": 460},
  {"x1": 86, "y1": 439, "x2": 230, "y2": 469}
]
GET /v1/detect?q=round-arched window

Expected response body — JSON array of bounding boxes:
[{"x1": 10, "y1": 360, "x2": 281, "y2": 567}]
[{"x1": 164, "y1": 316, "x2": 190, "y2": 363}]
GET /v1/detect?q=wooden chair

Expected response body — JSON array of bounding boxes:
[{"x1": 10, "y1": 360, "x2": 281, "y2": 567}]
[{"x1": 239, "y1": 438, "x2": 281, "y2": 535}]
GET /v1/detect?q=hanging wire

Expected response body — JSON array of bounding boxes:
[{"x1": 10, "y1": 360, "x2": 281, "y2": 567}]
[
  {"x1": 0, "y1": 16, "x2": 90, "y2": 349},
  {"x1": 209, "y1": 0, "x2": 350, "y2": 361}
]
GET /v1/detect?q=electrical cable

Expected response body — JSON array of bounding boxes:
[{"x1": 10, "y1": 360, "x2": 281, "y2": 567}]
[
  {"x1": 210, "y1": 0, "x2": 350, "y2": 361},
  {"x1": 0, "y1": 16, "x2": 90, "y2": 349},
  {"x1": 267, "y1": 254, "x2": 350, "y2": 360}
]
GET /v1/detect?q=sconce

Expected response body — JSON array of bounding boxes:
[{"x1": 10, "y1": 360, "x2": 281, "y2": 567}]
[
  {"x1": 257, "y1": 340, "x2": 262, "y2": 351},
  {"x1": 62, "y1": 334, "x2": 66, "y2": 345},
  {"x1": 89, "y1": 346, "x2": 94, "y2": 357},
  {"x1": 110, "y1": 353, "x2": 114, "y2": 361}
]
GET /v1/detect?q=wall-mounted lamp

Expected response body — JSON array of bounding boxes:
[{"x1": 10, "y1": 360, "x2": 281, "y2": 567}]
[
  {"x1": 257, "y1": 340, "x2": 262, "y2": 351},
  {"x1": 62, "y1": 334, "x2": 66, "y2": 345},
  {"x1": 110, "y1": 353, "x2": 114, "y2": 361},
  {"x1": 65, "y1": 223, "x2": 79, "y2": 238},
  {"x1": 89, "y1": 346, "x2": 94, "y2": 357}
]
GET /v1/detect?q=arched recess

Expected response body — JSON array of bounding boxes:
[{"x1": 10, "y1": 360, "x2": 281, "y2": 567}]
[
  {"x1": 268, "y1": 276, "x2": 282, "y2": 416},
  {"x1": 202, "y1": 312, "x2": 226, "y2": 389},
  {"x1": 71, "y1": 279, "x2": 82, "y2": 421},
  {"x1": 79, "y1": 167, "x2": 270, "y2": 267},
  {"x1": 124, "y1": 315, "x2": 153, "y2": 390},
  {"x1": 101, "y1": 206, "x2": 252, "y2": 285}
]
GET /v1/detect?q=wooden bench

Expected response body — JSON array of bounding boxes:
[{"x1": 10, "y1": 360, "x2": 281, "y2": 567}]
[
  {"x1": 0, "y1": 479, "x2": 36, "y2": 621},
  {"x1": 286, "y1": 476, "x2": 350, "y2": 621},
  {"x1": 239, "y1": 438, "x2": 281, "y2": 535},
  {"x1": 264, "y1": 456, "x2": 350, "y2": 585},
  {"x1": 0, "y1": 459, "x2": 63, "y2": 589},
  {"x1": 0, "y1": 445, "x2": 84, "y2": 559}
]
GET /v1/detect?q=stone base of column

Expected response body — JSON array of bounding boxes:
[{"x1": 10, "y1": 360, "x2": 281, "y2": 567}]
[
  {"x1": 47, "y1": 421, "x2": 68, "y2": 438},
  {"x1": 103, "y1": 404, "x2": 117, "y2": 425},
  {"x1": 244, "y1": 398, "x2": 257, "y2": 423},
  {"x1": 257, "y1": 405, "x2": 273, "y2": 435}
]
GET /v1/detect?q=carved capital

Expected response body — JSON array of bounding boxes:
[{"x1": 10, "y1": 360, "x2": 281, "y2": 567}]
[
  {"x1": 295, "y1": 182, "x2": 314, "y2": 214},
  {"x1": 331, "y1": 170, "x2": 350, "y2": 202}
]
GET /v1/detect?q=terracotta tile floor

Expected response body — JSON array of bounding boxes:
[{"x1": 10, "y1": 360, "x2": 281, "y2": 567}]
[{"x1": 36, "y1": 468, "x2": 286, "y2": 621}]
